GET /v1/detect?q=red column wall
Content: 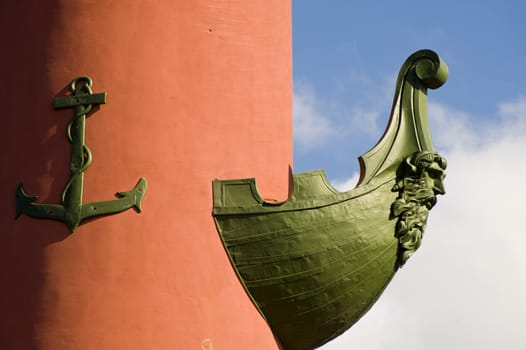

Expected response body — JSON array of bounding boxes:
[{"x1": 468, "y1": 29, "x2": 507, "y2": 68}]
[{"x1": 0, "y1": 1, "x2": 291, "y2": 349}]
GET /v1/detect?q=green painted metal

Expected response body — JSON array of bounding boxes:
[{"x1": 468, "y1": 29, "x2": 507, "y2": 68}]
[
  {"x1": 16, "y1": 76, "x2": 147, "y2": 232},
  {"x1": 213, "y1": 50, "x2": 448, "y2": 350}
]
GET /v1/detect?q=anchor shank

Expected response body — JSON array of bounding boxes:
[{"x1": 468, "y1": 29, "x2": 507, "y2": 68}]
[{"x1": 63, "y1": 106, "x2": 87, "y2": 231}]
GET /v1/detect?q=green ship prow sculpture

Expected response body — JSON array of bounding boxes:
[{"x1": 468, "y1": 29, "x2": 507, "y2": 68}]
[{"x1": 213, "y1": 50, "x2": 448, "y2": 350}]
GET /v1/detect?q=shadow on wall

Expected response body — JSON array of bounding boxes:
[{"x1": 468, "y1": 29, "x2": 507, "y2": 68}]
[{"x1": 0, "y1": 1, "x2": 69, "y2": 349}]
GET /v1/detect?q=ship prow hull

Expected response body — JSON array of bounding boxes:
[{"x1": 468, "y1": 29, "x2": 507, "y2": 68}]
[
  {"x1": 213, "y1": 50, "x2": 448, "y2": 350},
  {"x1": 214, "y1": 171, "x2": 399, "y2": 349}
]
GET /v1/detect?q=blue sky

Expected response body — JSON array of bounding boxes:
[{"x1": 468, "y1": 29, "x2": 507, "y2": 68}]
[
  {"x1": 293, "y1": 0, "x2": 525, "y2": 178},
  {"x1": 292, "y1": 1, "x2": 526, "y2": 349}
]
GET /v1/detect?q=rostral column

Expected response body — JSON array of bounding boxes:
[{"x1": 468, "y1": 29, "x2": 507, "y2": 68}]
[{"x1": 0, "y1": 1, "x2": 291, "y2": 349}]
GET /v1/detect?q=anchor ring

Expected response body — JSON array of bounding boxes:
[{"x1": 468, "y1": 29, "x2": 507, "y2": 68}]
[{"x1": 70, "y1": 76, "x2": 93, "y2": 93}]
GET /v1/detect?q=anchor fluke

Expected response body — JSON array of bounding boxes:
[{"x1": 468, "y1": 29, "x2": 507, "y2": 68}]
[
  {"x1": 116, "y1": 177, "x2": 147, "y2": 213},
  {"x1": 15, "y1": 184, "x2": 37, "y2": 218},
  {"x1": 16, "y1": 184, "x2": 65, "y2": 221},
  {"x1": 80, "y1": 178, "x2": 148, "y2": 222}
]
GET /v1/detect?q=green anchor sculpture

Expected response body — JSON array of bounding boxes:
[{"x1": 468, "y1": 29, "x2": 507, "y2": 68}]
[{"x1": 16, "y1": 76, "x2": 147, "y2": 232}]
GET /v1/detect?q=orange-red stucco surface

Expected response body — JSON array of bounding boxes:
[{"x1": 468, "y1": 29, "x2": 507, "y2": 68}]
[{"x1": 0, "y1": 1, "x2": 291, "y2": 349}]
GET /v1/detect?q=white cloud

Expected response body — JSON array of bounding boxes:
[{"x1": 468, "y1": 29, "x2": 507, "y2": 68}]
[
  {"x1": 331, "y1": 172, "x2": 360, "y2": 192},
  {"x1": 292, "y1": 78, "x2": 392, "y2": 152},
  {"x1": 318, "y1": 98, "x2": 526, "y2": 350},
  {"x1": 428, "y1": 102, "x2": 480, "y2": 152},
  {"x1": 293, "y1": 85, "x2": 338, "y2": 150},
  {"x1": 348, "y1": 107, "x2": 383, "y2": 137}
]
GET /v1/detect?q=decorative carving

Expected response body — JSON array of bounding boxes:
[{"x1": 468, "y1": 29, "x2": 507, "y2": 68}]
[{"x1": 391, "y1": 151, "x2": 447, "y2": 266}]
